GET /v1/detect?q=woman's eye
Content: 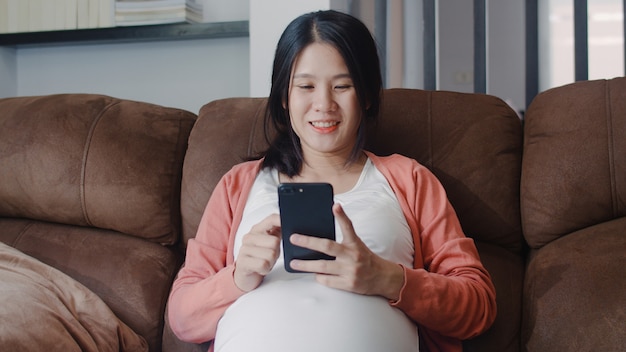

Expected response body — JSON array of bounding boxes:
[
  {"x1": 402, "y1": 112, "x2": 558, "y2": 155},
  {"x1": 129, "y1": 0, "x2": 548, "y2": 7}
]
[
  {"x1": 335, "y1": 85, "x2": 352, "y2": 90},
  {"x1": 298, "y1": 85, "x2": 314, "y2": 90}
]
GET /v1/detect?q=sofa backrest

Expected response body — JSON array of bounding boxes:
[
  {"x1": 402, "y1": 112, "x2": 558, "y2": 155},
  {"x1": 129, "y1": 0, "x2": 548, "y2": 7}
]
[
  {"x1": 521, "y1": 77, "x2": 626, "y2": 248},
  {"x1": 0, "y1": 94, "x2": 196, "y2": 245},
  {"x1": 181, "y1": 88, "x2": 524, "y2": 253}
]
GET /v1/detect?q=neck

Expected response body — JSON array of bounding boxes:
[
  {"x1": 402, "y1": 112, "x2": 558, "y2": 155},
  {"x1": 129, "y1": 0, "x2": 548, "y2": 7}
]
[{"x1": 280, "y1": 151, "x2": 367, "y2": 194}]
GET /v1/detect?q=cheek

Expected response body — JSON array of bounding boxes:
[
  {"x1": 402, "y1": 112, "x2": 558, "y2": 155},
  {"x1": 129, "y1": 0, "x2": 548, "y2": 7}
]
[
  {"x1": 345, "y1": 99, "x2": 363, "y2": 124},
  {"x1": 287, "y1": 97, "x2": 311, "y2": 124},
  {"x1": 288, "y1": 92, "x2": 309, "y2": 110},
  {"x1": 287, "y1": 111, "x2": 302, "y2": 137}
]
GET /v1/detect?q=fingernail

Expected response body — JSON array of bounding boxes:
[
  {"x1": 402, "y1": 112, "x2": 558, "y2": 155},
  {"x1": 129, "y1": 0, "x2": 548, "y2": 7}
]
[{"x1": 290, "y1": 234, "x2": 301, "y2": 244}]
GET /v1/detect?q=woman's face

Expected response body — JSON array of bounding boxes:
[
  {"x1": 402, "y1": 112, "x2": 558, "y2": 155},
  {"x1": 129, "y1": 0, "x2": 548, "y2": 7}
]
[{"x1": 287, "y1": 42, "x2": 361, "y2": 160}]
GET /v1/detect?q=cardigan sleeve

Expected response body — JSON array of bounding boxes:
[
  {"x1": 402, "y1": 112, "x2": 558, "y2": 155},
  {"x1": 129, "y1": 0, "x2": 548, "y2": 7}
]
[
  {"x1": 374, "y1": 154, "x2": 497, "y2": 340},
  {"x1": 167, "y1": 169, "x2": 247, "y2": 344}
]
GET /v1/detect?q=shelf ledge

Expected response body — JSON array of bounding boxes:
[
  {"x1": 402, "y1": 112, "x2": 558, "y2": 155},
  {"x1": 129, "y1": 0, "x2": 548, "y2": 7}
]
[{"x1": 0, "y1": 21, "x2": 249, "y2": 47}]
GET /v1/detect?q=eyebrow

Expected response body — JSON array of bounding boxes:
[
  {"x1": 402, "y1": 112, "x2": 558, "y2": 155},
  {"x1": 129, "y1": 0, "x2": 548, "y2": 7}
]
[{"x1": 292, "y1": 73, "x2": 352, "y2": 80}]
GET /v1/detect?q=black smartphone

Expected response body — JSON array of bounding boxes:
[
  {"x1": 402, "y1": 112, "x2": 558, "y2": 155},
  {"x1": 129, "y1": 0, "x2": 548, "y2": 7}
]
[{"x1": 278, "y1": 182, "x2": 336, "y2": 273}]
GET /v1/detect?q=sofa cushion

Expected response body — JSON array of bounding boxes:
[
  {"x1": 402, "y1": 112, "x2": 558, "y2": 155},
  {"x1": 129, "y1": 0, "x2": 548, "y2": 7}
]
[
  {"x1": 521, "y1": 216, "x2": 626, "y2": 351},
  {"x1": 181, "y1": 97, "x2": 268, "y2": 246},
  {"x1": 0, "y1": 217, "x2": 181, "y2": 352},
  {"x1": 522, "y1": 77, "x2": 626, "y2": 248},
  {"x1": 464, "y1": 241, "x2": 524, "y2": 352},
  {"x1": 0, "y1": 94, "x2": 196, "y2": 244},
  {"x1": 368, "y1": 89, "x2": 524, "y2": 253},
  {"x1": 0, "y1": 241, "x2": 148, "y2": 352}
]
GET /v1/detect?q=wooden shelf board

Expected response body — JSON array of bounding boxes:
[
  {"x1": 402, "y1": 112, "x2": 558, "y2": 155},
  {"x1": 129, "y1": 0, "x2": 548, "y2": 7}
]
[{"x1": 0, "y1": 21, "x2": 249, "y2": 47}]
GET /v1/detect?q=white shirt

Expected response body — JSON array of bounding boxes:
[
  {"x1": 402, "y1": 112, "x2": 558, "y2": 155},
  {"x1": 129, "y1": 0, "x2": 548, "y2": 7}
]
[{"x1": 214, "y1": 159, "x2": 418, "y2": 352}]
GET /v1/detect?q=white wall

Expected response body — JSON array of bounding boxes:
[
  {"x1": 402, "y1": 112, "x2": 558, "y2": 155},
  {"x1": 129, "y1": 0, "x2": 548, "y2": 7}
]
[
  {"x1": 3, "y1": 0, "x2": 346, "y2": 111},
  {"x1": 249, "y1": 0, "x2": 334, "y2": 97},
  {"x1": 0, "y1": 0, "x2": 526, "y2": 112},
  {"x1": 15, "y1": 37, "x2": 249, "y2": 114}
]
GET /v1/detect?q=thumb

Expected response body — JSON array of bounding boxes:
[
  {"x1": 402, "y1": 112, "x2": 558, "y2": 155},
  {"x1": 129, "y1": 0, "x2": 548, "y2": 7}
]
[{"x1": 333, "y1": 203, "x2": 358, "y2": 244}]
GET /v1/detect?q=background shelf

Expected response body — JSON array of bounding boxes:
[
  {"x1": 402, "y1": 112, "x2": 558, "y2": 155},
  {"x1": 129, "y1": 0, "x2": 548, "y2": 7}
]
[{"x1": 0, "y1": 21, "x2": 249, "y2": 47}]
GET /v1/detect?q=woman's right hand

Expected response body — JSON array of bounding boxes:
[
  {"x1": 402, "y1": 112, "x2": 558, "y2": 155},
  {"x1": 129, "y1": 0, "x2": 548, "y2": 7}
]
[{"x1": 233, "y1": 214, "x2": 282, "y2": 292}]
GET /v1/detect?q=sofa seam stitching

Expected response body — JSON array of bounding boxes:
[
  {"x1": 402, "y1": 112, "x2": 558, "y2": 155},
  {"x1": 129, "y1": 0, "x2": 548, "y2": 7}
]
[
  {"x1": 12, "y1": 221, "x2": 34, "y2": 248},
  {"x1": 80, "y1": 100, "x2": 120, "y2": 226},
  {"x1": 168, "y1": 117, "x2": 186, "y2": 244},
  {"x1": 247, "y1": 99, "x2": 265, "y2": 157},
  {"x1": 605, "y1": 80, "x2": 618, "y2": 217}
]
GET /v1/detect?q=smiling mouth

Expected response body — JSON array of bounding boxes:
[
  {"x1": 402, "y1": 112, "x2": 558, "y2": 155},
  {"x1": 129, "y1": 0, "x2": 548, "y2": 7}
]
[{"x1": 310, "y1": 121, "x2": 339, "y2": 128}]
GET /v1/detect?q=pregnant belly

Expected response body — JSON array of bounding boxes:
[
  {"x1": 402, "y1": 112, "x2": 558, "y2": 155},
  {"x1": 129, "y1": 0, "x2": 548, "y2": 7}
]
[{"x1": 214, "y1": 270, "x2": 418, "y2": 352}]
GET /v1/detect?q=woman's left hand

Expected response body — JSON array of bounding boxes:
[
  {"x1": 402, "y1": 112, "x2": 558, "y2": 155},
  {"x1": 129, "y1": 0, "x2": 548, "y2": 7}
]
[{"x1": 289, "y1": 203, "x2": 405, "y2": 301}]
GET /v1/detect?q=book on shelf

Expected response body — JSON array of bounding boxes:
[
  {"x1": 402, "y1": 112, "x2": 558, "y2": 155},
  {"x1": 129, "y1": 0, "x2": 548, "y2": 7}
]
[
  {"x1": 115, "y1": 0, "x2": 186, "y2": 26},
  {"x1": 66, "y1": 0, "x2": 78, "y2": 29},
  {"x1": 77, "y1": 0, "x2": 89, "y2": 29},
  {"x1": 0, "y1": 0, "x2": 116, "y2": 34},
  {"x1": 1, "y1": 0, "x2": 25, "y2": 34},
  {"x1": 28, "y1": 0, "x2": 43, "y2": 32},
  {"x1": 115, "y1": 0, "x2": 185, "y2": 6},
  {"x1": 14, "y1": 0, "x2": 30, "y2": 33},
  {"x1": 0, "y1": 0, "x2": 7, "y2": 34},
  {"x1": 88, "y1": 0, "x2": 99, "y2": 28},
  {"x1": 53, "y1": 0, "x2": 66, "y2": 31},
  {"x1": 38, "y1": 0, "x2": 58, "y2": 31},
  {"x1": 186, "y1": 0, "x2": 248, "y2": 23},
  {"x1": 0, "y1": 0, "x2": 251, "y2": 35},
  {"x1": 100, "y1": 0, "x2": 115, "y2": 28}
]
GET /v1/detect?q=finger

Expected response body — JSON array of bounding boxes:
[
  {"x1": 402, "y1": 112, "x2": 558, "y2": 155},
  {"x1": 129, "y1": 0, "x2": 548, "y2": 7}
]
[
  {"x1": 242, "y1": 231, "x2": 281, "y2": 250},
  {"x1": 289, "y1": 258, "x2": 339, "y2": 275},
  {"x1": 251, "y1": 214, "x2": 282, "y2": 237},
  {"x1": 238, "y1": 243, "x2": 280, "y2": 262},
  {"x1": 332, "y1": 203, "x2": 359, "y2": 244},
  {"x1": 237, "y1": 240, "x2": 281, "y2": 276},
  {"x1": 238, "y1": 254, "x2": 276, "y2": 275},
  {"x1": 290, "y1": 261, "x2": 363, "y2": 294},
  {"x1": 290, "y1": 233, "x2": 338, "y2": 256}
]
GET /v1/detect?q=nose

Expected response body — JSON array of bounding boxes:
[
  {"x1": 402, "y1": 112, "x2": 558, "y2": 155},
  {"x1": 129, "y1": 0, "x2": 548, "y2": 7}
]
[{"x1": 313, "y1": 87, "x2": 337, "y2": 112}]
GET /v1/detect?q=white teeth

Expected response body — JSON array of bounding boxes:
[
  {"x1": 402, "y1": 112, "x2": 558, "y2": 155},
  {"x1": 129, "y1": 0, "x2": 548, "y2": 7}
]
[{"x1": 311, "y1": 121, "x2": 339, "y2": 128}]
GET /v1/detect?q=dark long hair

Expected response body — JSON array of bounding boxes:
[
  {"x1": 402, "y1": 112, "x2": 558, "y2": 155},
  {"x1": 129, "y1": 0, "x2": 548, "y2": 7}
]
[{"x1": 261, "y1": 10, "x2": 382, "y2": 177}]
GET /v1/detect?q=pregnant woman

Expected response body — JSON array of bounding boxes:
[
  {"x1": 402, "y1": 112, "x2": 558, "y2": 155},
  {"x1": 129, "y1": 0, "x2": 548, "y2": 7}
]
[{"x1": 167, "y1": 9, "x2": 496, "y2": 352}]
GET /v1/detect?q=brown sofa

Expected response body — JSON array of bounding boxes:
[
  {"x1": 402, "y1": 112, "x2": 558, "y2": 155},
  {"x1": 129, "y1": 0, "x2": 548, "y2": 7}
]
[
  {"x1": 520, "y1": 77, "x2": 626, "y2": 350},
  {"x1": 0, "y1": 94, "x2": 196, "y2": 351},
  {"x1": 1, "y1": 77, "x2": 624, "y2": 352}
]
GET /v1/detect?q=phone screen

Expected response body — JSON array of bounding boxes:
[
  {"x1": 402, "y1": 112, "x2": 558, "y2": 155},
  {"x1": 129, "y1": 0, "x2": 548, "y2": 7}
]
[{"x1": 278, "y1": 183, "x2": 336, "y2": 273}]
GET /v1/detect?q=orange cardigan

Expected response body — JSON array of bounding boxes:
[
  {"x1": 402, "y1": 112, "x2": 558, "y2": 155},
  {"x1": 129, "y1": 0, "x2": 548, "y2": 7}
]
[{"x1": 168, "y1": 152, "x2": 497, "y2": 352}]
